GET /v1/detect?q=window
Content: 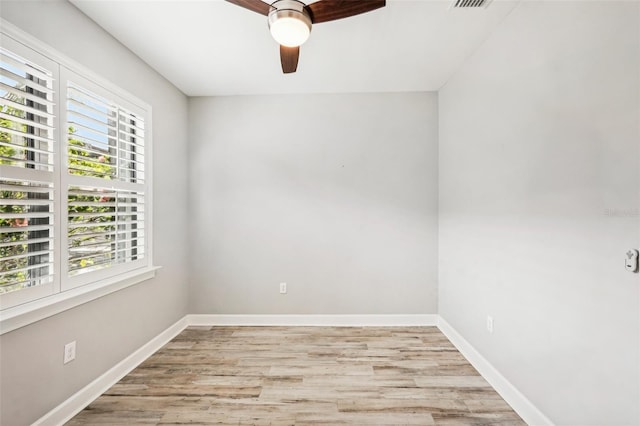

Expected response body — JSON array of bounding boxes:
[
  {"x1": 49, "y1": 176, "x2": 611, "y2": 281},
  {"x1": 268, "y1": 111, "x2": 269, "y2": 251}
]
[
  {"x1": 0, "y1": 30, "x2": 152, "y2": 317},
  {"x1": 62, "y1": 70, "x2": 148, "y2": 290}
]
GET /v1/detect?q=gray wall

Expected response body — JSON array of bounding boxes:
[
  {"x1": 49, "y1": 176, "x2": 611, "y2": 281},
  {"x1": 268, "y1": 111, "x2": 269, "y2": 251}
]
[
  {"x1": 438, "y1": 1, "x2": 639, "y2": 425},
  {"x1": 3, "y1": 1, "x2": 637, "y2": 425},
  {"x1": 189, "y1": 93, "x2": 438, "y2": 314},
  {"x1": 0, "y1": 1, "x2": 190, "y2": 425}
]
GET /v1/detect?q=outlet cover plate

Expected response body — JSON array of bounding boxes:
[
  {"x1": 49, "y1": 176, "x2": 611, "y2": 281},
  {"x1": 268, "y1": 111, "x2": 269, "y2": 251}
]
[
  {"x1": 64, "y1": 341, "x2": 76, "y2": 364},
  {"x1": 486, "y1": 316, "x2": 494, "y2": 334}
]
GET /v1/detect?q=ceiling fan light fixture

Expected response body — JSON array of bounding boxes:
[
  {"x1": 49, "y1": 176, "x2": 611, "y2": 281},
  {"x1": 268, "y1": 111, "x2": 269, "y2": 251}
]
[
  {"x1": 268, "y1": 0, "x2": 312, "y2": 47},
  {"x1": 226, "y1": 0, "x2": 387, "y2": 73}
]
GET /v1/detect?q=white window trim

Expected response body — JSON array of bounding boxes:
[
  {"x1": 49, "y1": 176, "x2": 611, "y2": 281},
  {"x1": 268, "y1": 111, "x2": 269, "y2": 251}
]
[{"x1": 0, "y1": 19, "x2": 157, "y2": 335}]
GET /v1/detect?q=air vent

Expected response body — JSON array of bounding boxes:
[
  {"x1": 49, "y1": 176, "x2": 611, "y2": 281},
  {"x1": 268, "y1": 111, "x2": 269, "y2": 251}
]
[{"x1": 452, "y1": 0, "x2": 491, "y2": 8}]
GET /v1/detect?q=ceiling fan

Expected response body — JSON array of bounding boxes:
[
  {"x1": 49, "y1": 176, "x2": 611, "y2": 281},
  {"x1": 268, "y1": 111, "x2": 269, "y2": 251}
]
[{"x1": 225, "y1": 0, "x2": 386, "y2": 73}]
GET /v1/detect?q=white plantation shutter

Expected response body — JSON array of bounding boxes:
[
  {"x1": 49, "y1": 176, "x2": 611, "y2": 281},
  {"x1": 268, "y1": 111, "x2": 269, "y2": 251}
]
[
  {"x1": 67, "y1": 84, "x2": 118, "y2": 179},
  {"x1": 0, "y1": 47, "x2": 55, "y2": 172},
  {"x1": 0, "y1": 28, "x2": 152, "y2": 314},
  {"x1": 0, "y1": 39, "x2": 58, "y2": 308},
  {"x1": 0, "y1": 180, "x2": 55, "y2": 292},
  {"x1": 63, "y1": 69, "x2": 148, "y2": 287},
  {"x1": 67, "y1": 187, "x2": 145, "y2": 276}
]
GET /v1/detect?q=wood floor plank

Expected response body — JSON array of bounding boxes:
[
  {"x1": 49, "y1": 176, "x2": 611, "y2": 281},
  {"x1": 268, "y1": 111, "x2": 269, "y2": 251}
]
[
  {"x1": 259, "y1": 385, "x2": 381, "y2": 401},
  {"x1": 295, "y1": 411, "x2": 435, "y2": 425},
  {"x1": 337, "y1": 398, "x2": 470, "y2": 414},
  {"x1": 414, "y1": 376, "x2": 492, "y2": 388},
  {"x1": 67, "y1": 326, "x2": 525, "y2": 425},
  {"x1": 302, "y1": 375, "x2": 416, "y2": 387}
]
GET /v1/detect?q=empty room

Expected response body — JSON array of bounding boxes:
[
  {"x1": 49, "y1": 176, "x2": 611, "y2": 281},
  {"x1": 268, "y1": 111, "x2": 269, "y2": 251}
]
[{"x1": 0, "y1": 0, "x2": 638, "y2": 424}]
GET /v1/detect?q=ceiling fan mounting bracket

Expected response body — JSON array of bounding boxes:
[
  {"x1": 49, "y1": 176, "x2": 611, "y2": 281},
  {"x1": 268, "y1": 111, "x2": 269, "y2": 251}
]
[{"x1": 269, "y1": 0, "x2": 308, "y2": 15}]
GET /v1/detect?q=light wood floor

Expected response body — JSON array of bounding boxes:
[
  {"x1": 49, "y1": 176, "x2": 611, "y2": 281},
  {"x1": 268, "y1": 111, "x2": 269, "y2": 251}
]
[{"x1": 67, "y1": 326, "x2": 524, "y2": 425}]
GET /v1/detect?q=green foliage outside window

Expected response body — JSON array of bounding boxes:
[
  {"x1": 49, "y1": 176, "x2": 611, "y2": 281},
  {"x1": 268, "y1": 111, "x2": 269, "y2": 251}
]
[
  {"x1": 1, "y1": 98, "x2": 118, "y2": 292},
  {"x1": 67, "y1": 126, "x2": 116, "y2": 274},
  {"x1": 0, "y1": 104, "x2": 30, "y2": 292}
]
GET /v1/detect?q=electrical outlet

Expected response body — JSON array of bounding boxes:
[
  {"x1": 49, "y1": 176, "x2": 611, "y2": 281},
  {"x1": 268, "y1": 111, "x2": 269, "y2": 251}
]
[
  {"x1": 625, "y1": 249, "x2": 639, "y2": 272},
  {"x1": 486, "y1": 316, "x2": 494, "y2": 334},
  {"x1": 279, "y1": 282, "x2": 287, "y2": 294},
  {"x1": 64, "y1": 341, "x2": 76, "y2": 364}
]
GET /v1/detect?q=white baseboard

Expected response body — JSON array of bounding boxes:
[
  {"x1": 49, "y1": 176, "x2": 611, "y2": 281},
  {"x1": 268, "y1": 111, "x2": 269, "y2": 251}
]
[
  {"x1": 33, "y1": 316, "x2": 189, "y2": 426},
  {"x1": 33, "y1": 314, "x2": 437, "y2": 425},
  {"x1": 34, "y1": 314, "x2": 550, "y2": 426},
  {"x1": 437, "y1": 317, "x2": 553, "y2": 426},
  {"x1": 186, "y1": 314, "x2": 439, "y2": 327}
]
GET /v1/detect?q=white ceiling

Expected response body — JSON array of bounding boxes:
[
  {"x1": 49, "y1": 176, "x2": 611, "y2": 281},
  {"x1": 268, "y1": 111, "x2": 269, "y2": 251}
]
[{"x1": 69, "y1": 0, "x2": 518, "y2": 96}]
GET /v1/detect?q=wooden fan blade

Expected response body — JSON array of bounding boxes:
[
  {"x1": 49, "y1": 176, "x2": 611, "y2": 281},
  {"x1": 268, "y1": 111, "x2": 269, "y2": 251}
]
[
  {"x1": 305, "y1": 0, "x2": 385, "y2": 24},
  {"x1": 280, "y1": 45, "x2": 300, "y2": 74},
  {"x1": 225, "y1": 0, "x2": 270, "y2": 16}
]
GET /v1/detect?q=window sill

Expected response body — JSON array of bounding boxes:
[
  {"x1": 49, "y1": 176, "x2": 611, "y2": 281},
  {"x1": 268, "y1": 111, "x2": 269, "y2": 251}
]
[{"x1": 0, "y1": 266, "x2": 160, "y2": 335}]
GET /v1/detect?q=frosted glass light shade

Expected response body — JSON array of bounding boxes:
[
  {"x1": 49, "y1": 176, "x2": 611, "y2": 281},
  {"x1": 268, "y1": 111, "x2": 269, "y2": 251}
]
[
  {"x1": 268, "y1": 1, "x2": 312, "y2": 48},
  {"x1": 270, "y1": 16, "x2": 311, "y2": 47}
]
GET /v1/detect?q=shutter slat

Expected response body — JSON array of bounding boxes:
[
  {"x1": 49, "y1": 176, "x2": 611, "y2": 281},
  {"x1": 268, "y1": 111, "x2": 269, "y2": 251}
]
[
  {"x1": 0, "y1": 124, "x2": 55, "y2": 145},
  {"x1": 69, "y1": 246, "x2": 144, "y2": 264},
  {"x1": 0, "y1": 262, "x2": 55, "y2": 279},
  {"x1": 1, "y1": 96, "x2": 55, "y2": 119},
  {"x1": 69, "y1": 239, "x2": 114, "y2": 250},
  {"x1": 67, "y1": 98, "x2": 113, "y2": 122},
  {"x1": 1, "y1": 50, "x2": 54, "y2": 82},
  {"x1": 68, "y1": 84, "x2": 115, "y2": 111},
  {"x1": 1, "y1": 248, "x2": 52, "y2": 262},
  {"x1": 0, "y1": 68, "x2": 54, "y2": 94},
  {"x1": 67, "y1": 120, "x2": 113, "y2": 143},
  {"x1": 0, "y1": 182, "x2": 51, "y2": 193},
  {"x1": 67, "y1": 220, "x2": 116, "y2": 229},
  {"x1": 0, "y1": 224, "x2": 53, "y2": 234},
  {"x1": 118, "y1": 108, "x2": 144, "y2": 128},
  {"x1": 68, "y1": 133, "x2": 115, "y2": 151},
  {"x1": 68, "y1": 166, "x2": 114, "y2": 179},
  {"x1": 113, "y1": 219, "x2": 144, "y2": 227},
  {"x1": 0, "y1": 155, "x2": 51, "y2": 169},
  {"x1": 68, "y1": 190, "x2": 116, "y2": 198},
  {"x1": 68, "y1": 212, "x2": 115, "y2": 220},
  {"x1": 68, "y1": 229, "x2": 116, "y2": 239},
  {"x1": 118, "y1": 119, "x2": 145, "y2": 134},
  {"x1": 67, "y1": 152, "x2": 114, "y2": 166},
  {"x1": 68, "y1": 201, "x2": 116, "y2": 208},
  {"x1": 69, "y1": 110, "x2": 118, "y2": 133},
  {"x1": 0, "y1": 140, "x2": 54, "y2": 157},
  {"x1": 0, "y1": 236, "x2": 51, "y2": 248},
  {"x1": 118, "y1": 146, "x2": 144, "y2": 159},
  {"x1": 0, "y1": 211, "x2": 53, "y2": 219},
  {"x1": 119, "y1": 129, "x2": 145, "y2": 141},
  {"x1": 0, "y1": 275, "x2": 54, "y2": 290},
  {"x1": 0, "y1": 82, "x2": 55, "y2": 107},
  {"x1": 67, "y1": 154, "x2": 115, "y2": 172},
  {"x1": 0, "y1": 111, "x2": 55, "y2": 132},
  {"x1": 1, "y1": 198, "x2": 52, "y2": 206}
]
